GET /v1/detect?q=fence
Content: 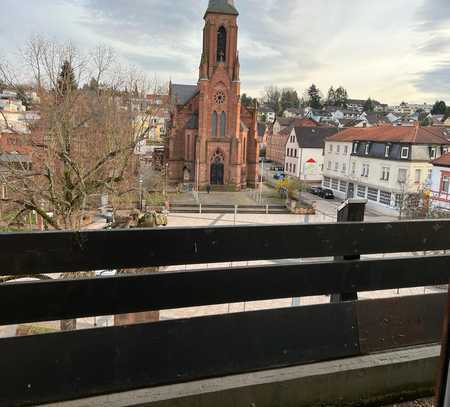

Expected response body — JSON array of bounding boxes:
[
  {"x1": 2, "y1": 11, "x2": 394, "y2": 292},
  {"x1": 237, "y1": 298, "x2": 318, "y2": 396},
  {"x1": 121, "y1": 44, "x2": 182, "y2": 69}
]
[{"x1": 1, "y1": 220, "x2": 450, "y2": 405}]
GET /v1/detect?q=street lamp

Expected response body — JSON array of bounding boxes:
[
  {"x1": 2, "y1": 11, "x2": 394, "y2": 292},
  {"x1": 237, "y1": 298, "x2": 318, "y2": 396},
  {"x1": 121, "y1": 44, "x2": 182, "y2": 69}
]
[
  {"x1": 164, "y1": 163, "x2": 169, "y2": 197},
  {"x1": 139, "y1": 177, "x2": 144, "y2": 211}
]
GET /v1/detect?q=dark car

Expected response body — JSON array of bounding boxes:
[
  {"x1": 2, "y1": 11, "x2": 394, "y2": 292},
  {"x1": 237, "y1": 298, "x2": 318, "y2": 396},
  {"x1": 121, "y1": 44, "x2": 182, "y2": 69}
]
[
  {"x1": 273, "y1": 172, "x2": 286, "y2": 180},
  {"x1": 319, "y1": 188, "x2": 335, "y2": 199},
  {"x1": 310, "y1": 186, "x2": 323, "y2": 196}
]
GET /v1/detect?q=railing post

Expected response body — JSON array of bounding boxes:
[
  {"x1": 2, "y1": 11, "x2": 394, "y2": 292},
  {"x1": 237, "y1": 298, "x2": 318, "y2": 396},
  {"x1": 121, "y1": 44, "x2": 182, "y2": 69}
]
[
  {"x1": 199, "y1": 204, "x2": 202, "y2": 214},
  {"x1": 266, "y1": 204, "x2": 269, "y2": 215},
  {"x1": 331, "y1": 198, "x2": 367, "y2": 303}
]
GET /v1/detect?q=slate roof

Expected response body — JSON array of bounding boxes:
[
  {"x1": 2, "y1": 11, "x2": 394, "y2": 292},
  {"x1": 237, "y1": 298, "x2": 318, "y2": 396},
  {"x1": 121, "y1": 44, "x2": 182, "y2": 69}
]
[
  {"x1": 170, "y1": 84, "x2": 198, "y2": 106},
  {"x1": 205, "y1": 0, "x2": 239, "y2": 16},
  {"x1": 326, "y1": 126, "x2": 450, "y2": 144},
  {"x1": 293, "y1": 127, "x2": 339, "y2": 149}
]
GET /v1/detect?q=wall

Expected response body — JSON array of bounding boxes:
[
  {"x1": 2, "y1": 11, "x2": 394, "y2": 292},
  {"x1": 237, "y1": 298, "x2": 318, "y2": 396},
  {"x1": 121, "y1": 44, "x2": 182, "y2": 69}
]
[{"x1": 431, "y1": 164, "x2": 450, "y2": 210}]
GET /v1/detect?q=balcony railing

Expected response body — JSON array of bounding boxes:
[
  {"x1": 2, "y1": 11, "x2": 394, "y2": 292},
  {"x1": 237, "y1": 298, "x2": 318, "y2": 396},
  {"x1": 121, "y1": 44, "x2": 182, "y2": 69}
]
[{"x1": 1, "y1": 220, "x2": 450, "y2": 406}]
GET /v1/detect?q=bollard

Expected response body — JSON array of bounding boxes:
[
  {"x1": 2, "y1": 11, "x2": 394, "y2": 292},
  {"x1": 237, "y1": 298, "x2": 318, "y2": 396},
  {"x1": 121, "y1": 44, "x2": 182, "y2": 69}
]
[{"x1": 330, "y1": 199, "x2": 366, "y2": 303}]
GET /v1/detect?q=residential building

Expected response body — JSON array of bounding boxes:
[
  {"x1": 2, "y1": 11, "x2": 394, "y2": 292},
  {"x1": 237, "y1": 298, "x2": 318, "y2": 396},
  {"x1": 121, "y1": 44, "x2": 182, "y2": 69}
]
[
  {"x1": 167, "y1": 0, "x2": 259, "y2": 190},
  {"x1": 258, "y1": 106, "x2": 276, "y2": 123},
  {"x1": 266, "y1": 118, "x2": 318, "y2": 165},
  {"x1": 283, "y1": 108, "x2": 303, "y2": 118},
  {"x1": 284, "y1": 127, "x2": 339, "y2": 182},
  {"x1": 322, "y1": 126, "x2": 450, "y2": 214},
  {"x1": 430, "y1": 153, "x2": 450, "y2": 211}
]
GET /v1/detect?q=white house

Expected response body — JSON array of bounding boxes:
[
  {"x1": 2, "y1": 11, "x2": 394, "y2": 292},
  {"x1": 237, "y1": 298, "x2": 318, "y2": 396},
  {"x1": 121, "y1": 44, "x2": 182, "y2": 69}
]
[
  {"x1": 285, "y1": 127, "x2": 339, "y2": 182},
  {"x1": 430, "y1": 153, "x2": 450, "y2": 211},
  {"x1": 322, "y1": 126, "x2": 450, "y2": 214}
]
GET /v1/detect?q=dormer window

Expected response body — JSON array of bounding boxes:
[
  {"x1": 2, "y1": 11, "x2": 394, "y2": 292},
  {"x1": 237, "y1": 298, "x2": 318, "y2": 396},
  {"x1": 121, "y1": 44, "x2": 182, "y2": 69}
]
[
  {"x1": 365, "y1": 143, "x2": 370, "y2": 155},
  {"x1": 401, "y1": 146, "x2": 410, "y2": 159},
  {"x1": 353, "y1": 142, "x2": 358, "y2": 154},
  {"x1": 430, "y1": 147, "x2": 437, "y2": 160}
]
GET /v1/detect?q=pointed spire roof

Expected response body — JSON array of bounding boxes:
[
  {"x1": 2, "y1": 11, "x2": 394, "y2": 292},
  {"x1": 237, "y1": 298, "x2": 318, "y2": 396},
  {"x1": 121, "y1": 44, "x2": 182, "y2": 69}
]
[{"x1": 205, "y1": 0, "x2": 239, "y2": 16}]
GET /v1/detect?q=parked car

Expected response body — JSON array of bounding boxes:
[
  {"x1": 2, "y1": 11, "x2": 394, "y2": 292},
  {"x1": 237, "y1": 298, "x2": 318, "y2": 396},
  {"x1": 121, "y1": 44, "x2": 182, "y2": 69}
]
[
  {"x1": 310, "y1": 186, "x2": 323, "y2": 196},
  {"x1": 319, "y1": 188, "x2": 335, "y2": 199},
  {"x1": 273, "y1": 172, "x2": 286, "y2": 180}
]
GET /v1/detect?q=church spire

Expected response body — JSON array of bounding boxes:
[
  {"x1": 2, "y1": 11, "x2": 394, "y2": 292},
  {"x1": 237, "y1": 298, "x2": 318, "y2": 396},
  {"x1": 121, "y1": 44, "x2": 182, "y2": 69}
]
[{"x1": 205, "y1": 0, "x2": 238, "y2": 17}]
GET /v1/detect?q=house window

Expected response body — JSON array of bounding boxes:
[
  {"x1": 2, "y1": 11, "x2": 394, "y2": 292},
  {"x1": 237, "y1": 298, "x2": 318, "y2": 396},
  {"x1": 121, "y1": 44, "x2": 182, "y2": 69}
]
[
  {"x1": 361, "y1": 164, "x2": 369, "y2": 177},
  {"x1": 442, "y1": 175, "x2": 450, "y2": 193},
  {"x1": 401, "y1": 146, "x2": 410, "y2": 159},
  {"x1": 430, "y1": 147, "x2": 437, "y2": 160},
  {"x1": 293, "y1": 164, "x2": 296, "y2": 173},
  {"x1": 398, "y1": 168, "x2": 407, "y2": 183},
  {"x1": 329, "y1": 144, "x2": 333, "y2": 153},
  {"x1": 385, "y1": 145, "x2": 390, "y2": 158},
  {"x1": 357, "y1": 185, "x2": 367, "y2": 198},
  {"x1": 365, "y1": 143, "x2": 370, "y2": 155},
  {"x1": 285, "y1": 163, "x2": 288, "y2": 171},
  {"x1": 327, "y1": 161, "x2": 332, "y2": 170},
  {"x1": 351, "y1": 162, "x2": 356, "y2": 175},
  {"x1": 380, "y1": 191, "x2": 392, "y2": 206},
  {"x1": 331, "y1": 179, "x2": 339, "y2": 190},
  {"x1": 294, "y1": 149, "x2": 298, "y2": 158},
  {"x1": 323, "y1": 177, "x2": 331, "y2": 188},
  {"x1": 344, "y1": 146, "x2": 349, "y2": 155},
  {"x1": 353, "y1": 142, "x2": 358, "y2": 154},
  {"x1": 342, "y1": 163, "x2": 347, "y2": 173},
  {"x1": 334, "y1": 162, "x2": 339, "y2": 172},
  {"x1": 368, "y1": 188, "x2": 379, "y2": 202},
  {"x1": 339, "y1": 181, "x2": 348, "y2": 193},
  {"x1": 337, "y1": 145, "x2": 341, "y2": 154},
  {"x1": 381, "y1": 167, "x2": 390, "y2": 181},
  {"x1": 415, "y1": 169, "x2": 421, "y2": 184}
]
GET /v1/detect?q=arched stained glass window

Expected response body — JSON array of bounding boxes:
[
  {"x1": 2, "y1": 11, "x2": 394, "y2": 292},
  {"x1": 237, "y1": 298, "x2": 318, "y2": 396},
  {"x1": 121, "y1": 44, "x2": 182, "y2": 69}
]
[
  {"x1": 220, "y1": 112, "x2": 226, "y2": 138},
  {"x1": 212, "y1": 111, "x2": 218, "y2": 138},
  {"x1": 217, "y1": 26, "x2": 227, "y2": 63}
]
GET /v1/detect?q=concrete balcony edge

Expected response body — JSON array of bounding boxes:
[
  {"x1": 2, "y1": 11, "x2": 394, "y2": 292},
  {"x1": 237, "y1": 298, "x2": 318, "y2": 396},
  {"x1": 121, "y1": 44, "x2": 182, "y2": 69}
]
[{"x1": 39, "y1": 344, "x2": 440, "y2": 407}]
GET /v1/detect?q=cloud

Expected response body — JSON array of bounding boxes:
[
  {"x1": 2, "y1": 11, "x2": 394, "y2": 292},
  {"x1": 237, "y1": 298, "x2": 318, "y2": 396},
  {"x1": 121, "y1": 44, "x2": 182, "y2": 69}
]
[
  {"x1": 2, "y1": 0, "x2": 450, "y2": 103},
  {"x1": 415, "y1": 63, "x2": 450, "y2": 96},
  {"x1": 416, "y1": 0, "x2": 450, "y2": 30}
]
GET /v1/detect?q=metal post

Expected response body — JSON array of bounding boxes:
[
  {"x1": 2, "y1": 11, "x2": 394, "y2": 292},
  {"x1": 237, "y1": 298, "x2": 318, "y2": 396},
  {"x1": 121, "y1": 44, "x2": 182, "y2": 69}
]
[{"x1": 330, "y1": 198, "x2": 367, "y2": 303}]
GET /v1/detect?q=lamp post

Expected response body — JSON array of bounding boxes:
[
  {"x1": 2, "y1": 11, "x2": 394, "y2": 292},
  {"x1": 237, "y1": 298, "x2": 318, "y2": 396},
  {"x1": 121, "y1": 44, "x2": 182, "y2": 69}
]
[
  {"x1": 139, "y1": 177, "x2": 144, "y2": 211},
  {"x1": 164, "y1": 163, "x2": 169, "y2": 198}
]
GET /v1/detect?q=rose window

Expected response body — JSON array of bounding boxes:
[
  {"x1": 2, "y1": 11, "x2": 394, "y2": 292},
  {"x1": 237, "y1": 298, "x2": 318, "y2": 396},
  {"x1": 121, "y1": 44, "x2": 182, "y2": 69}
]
[{"x1": 214, "y1": 90, "x2": 226, "y2": 105}]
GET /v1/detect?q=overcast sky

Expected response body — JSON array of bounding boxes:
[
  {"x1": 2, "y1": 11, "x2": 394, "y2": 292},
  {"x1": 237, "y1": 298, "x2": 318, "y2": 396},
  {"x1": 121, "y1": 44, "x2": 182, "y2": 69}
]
[{"x1": 1, "y1": 0, "x2": 450, "y2": 105}]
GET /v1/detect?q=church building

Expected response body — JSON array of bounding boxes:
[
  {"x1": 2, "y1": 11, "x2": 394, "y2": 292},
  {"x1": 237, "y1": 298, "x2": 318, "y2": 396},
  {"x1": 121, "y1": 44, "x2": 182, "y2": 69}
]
[{"x1": 167, "y1": 0, "x2": 259, "y2": 190}]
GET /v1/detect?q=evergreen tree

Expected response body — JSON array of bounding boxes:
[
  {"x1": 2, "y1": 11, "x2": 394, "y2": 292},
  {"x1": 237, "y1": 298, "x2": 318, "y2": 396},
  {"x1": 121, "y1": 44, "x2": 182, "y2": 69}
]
[
  {"x1": 327, "y1": 86, "x2": 336, "y2": 106},
  {"x1": 280, "y1": 88, "x2": 300, "y2": 112},
  {"x1": 241, "y1": 93, "x2": 257, "y2": 108},
  {"x1": 306, "y1": 84, "x2": 322, "y2": 109},
  {"x1": 418, "y1": 112, "x2": 432, "y2": 126},
  {"x1": 57, "y1": 60, "x2": 77, "y2": 96},
  {"x1": 363, "y1": 98, "x2": 375, "y2": 112},
  {"x1": 334, "y1": 86, "x2": 348, "y2": 108},
  {"x1": 431, "y1": 100, "x2": 447, "y2": 115}
]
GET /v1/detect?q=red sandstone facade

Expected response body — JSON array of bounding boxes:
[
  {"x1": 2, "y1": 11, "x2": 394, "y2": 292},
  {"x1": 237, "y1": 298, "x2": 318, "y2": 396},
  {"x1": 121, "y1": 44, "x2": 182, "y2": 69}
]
[{"x1": 167, "y1": 0, "x2": 259, "y2": 190}]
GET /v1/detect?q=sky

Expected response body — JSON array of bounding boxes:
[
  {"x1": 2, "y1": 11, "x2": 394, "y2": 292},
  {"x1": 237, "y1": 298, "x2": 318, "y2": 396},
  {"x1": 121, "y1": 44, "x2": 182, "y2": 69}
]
[{"x1": 1, "y1": 0, "x2": 450, "y2": 105}]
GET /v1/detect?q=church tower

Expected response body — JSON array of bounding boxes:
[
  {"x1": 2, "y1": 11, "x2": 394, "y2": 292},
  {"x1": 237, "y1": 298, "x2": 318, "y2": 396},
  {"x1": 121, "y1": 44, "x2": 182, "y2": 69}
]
[{"x1": 168, "y1": 0, "x2": 259, "y2": 190}]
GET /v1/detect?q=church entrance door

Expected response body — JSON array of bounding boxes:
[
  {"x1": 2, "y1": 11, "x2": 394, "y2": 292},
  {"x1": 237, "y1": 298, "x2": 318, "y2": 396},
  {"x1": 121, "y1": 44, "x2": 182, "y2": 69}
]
[
  {"x1": 210, "y1": 161, "x2": 224, "y2": 185},
  {"x1": 210, "y1": 151, "x2": 225, "y2": 185}
]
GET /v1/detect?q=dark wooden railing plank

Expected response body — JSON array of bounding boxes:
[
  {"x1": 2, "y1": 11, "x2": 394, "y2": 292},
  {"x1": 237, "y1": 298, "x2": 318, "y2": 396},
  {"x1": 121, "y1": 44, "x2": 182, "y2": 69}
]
[
  {"x1": 0, "y1": 303, "x2": 359, "y2": 407},
  {"x1": 357, "y1": 293, "x2": 447, "y2": 353},
  {"x1": 2, "y1": 255, "x2": 450, "y2": 325},
  {"x1": 1, "y1": 220, "x2": 450, "y2": 276}
]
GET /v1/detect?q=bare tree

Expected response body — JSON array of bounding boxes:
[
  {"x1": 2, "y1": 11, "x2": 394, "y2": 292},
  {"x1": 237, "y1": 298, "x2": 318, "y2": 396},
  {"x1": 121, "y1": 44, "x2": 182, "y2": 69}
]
[{"x1": 0, "y1": 37, "x2": 166, "y2": 331}]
